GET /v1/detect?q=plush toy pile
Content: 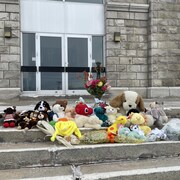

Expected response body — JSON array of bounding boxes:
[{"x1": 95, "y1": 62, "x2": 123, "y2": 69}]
[{"x1": 0, "y1": 91, "x2": 170, "y2": 147}]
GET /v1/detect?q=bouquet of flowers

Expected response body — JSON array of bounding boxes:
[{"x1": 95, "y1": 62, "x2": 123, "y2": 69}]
[{"x1": 84, "y1": 71, "x2": 111, "y2": 100}]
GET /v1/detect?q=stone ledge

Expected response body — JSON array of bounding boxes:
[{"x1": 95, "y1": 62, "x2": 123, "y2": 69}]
[
  {"x1": 109, "y1": 87, "x2": 180, "y2": 98},
  {"x1": 0, "y1": 88, "x2": 20, "y2": 100},
  {"x1": 0, "y1": 141, "x2": 179, "y2": 170},
  {"x1": 0, "y1": 0, "x2": 19, "y2": 4},
  {"x1": 106, "y1": 2, "x2": 149, "y2": 12}
]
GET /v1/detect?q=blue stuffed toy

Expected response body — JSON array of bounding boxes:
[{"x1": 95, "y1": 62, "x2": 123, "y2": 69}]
[{"x1": 94, "y1": 106, "x2": 109, "y2": 127}]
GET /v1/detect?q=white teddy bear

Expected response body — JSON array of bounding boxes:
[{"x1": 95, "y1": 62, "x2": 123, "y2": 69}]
[
  {"x1": 52, "y1": 104, "x2": 65, "y2": 122},
  {"x1": 104, "y1": 105, "x2": 119, "y2": 124}
]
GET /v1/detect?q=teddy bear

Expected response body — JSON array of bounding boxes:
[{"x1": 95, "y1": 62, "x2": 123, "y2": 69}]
[
  {"x1": 74, "y1": 114, "x2": 102, "y2": 129},
  {"x1": 65, "y1": 107, "x2": 77, "y2": 120},
  {"x1": 53, "y1": 99, "x2": 68, "y2": 111},
  {"x1": 94, "y1": 106, "x2": 109, "y2": 127},
  {"x1": 145, "y1": 101, "x2": 168, "y2": 129},
  {"x1": 52, "y1": 104, "x2": 65, "y2": 122},
  {"x1": 104, "y1": 105, "x2": 120, "y2": 124},
  {"x1": 2, "y1": 106, "x2": 17, "y2": 128},
  {"x1": 17, "y1": 110, "x2": 40, "y2": 130},
  {"x1": 109, "y1": 91, "x2": 145, "y2": 115},
  {"x1": 126, "y1": 108, "x2": 155, "y2": 128}
]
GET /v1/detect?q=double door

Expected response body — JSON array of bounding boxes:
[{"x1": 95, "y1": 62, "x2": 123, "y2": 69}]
[{"x1": 21, "y1": 33, "x2": 98, "y2": 96}]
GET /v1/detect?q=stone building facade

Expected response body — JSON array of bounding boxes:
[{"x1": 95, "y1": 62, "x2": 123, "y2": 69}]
[
  {"x1": 106, "y1": 0, "x2": 180, "y2": 98},
  {"x1": 0, "y1": 0, "x2": 179, "y2": 99}
]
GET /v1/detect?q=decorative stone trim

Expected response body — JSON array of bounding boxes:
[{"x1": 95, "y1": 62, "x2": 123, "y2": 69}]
[
  {"x1": 106, "y1": 2, "x2": 149, "y2": 13},
  {"x1": 0, "y1": 0, "x2": 19, "y2": 4}
]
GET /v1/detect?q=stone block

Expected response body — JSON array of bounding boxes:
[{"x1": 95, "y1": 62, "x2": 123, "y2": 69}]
[
  {"x1": 0, "y1": 63, "x2": 8, "y2": 70},
  {"x1": 117, "y1": 12, "x2": 130, "y2": 19},
  {"x1": 0, "y1": 13, "x2": 9, "y2": 20},
  {"x1": 0, "y1": 80, "x2": 9, "y2": 87},
  {"x1": 137, "y1": 72, "x2": 147, "y2": 79},
  {"x1": 147, "y1": 87, "x2": 170, "y2": 98},
  {"x1": 127, "y1": 64, "x2": 141, "y2": 72},
  {"x1": 120, "y1": 72, "x2": 136, "y2": 79},
  {"x1": 0, "y1": 4, "x2": 5, "y2": 11},
  {"x1": 0, "y1": 88, "x2": 20, "y2": 99},
  {"x1": 1, "y1": 54, "x2": 19, "y2": 62},
  {"x1": 135, "y1": 12, "x2": 148, "y2": 20},
  {"x1": 169, "y1": 87, "x2": 180, "y2": 97},
  {"x1": 10, "y1": 46, "x2": 20, "y2": 54},
  {"x1": 126, "y1": 50, "x2": 136, "y2": 56},
  {"x1": 114, "y1": 19, "x2": 124, "y2": 26},
  {"x1": 5, "y1": 38, "x2": 20, "y2": 46},
  {"x1": 9, "y1": 62, "x2": 20, "y2": 70},
  {"x1": 10, "y1": 79, "x2": 20, "y2": 87},
  {"x1": 10, "y1": 12, "x2": 19, "y2": 21},
  {"x1": 107, "y1": 57, "x2": 120, "y2": 64},
  {"x1": 106, "y1": 65, "x2": 116, "y2": 71},
  {"x1": 106, "y1": 11, "x2": 117, "y2": 19},
  {"x1": 6, "y1": 4, "x2": 19, "y2": 13},
  {"x1": 4, "y1": 70, "x2": 20, "y2": 79},
  {"x1": 116, "y1": 65, "x2": 126, "y2": 71},
  {"x1": 0, "y1": 46, "x2": 9, "y2": 53}
]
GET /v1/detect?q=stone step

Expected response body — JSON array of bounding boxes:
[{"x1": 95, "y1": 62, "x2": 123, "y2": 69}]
[
  {"x1": 0, "y1": 141, "x2": 179, "y2": 170},
  {"x1": 0, "y1": 156, "x2": 180, "y2": 180}
]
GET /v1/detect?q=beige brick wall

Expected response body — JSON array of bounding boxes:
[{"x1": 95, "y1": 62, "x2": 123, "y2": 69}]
[{"x1": 0, "y1": 0, "x2": 20, "y2": 98}]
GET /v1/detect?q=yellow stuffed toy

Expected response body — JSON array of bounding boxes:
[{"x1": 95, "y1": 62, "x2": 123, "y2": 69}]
[
  {"x1": 50, "y1": 118, "x2": 82, "y2": 142},
  {"x1": 128, "y1": 113, "x2": 151, "y2": 135},
  {"x1": 107, "y1": 116, "x2": 127, "y2": 142}
]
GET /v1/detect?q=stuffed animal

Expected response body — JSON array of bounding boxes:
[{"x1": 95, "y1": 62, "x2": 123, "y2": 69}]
[
  {"x1": 75, "y1": 102, "x2": 93, "y2": 116},
  {"x1": 128, "y1": 113, "x2": 151, "y2": 136},
  {"x1": 130, "y1": 124, "x2": 145, "y2": 137},
  {"x1": 50, "y1": 118, "x2": 82, "y2": 142},
  {"x1": 107, "y1": 116, "x2": 127, "y2": 142},
  {"x1": 146, "y1": 101, "x2": 168, "y2": 129},
  {"x1": 34, "y1": 100, "x2": 51, "y2": 112},
  {"x1": 118, "y1": 127, "x2": 145, "y2": 142},
  {"x1": 109, "y1": 91, "x2": 145, "y2": 115},
  {"x1": 65, "y1": 107, "x2": 77, "y2": 120},
  {"x1": 127, "y1": 108, "x2": 155, "y2": 128},
  {"x1": 53, "y1": 99, "x2": 68, "y2": 111},
  {"x1": 3, "y1": 106, "x2": 17, "y2": 128},
  {"x1": 74, "y1": 114, "x2": 102, "y2": 129},
  {"x1": 94, "y1": 106, "x2": 109, "y2": 127},
  {"x1": 146, "y1": 128, "x2": 167, "y2": 142},
  {"x1": 105, "y1": 105, "x2": 119, "y2": 124},
  {"x1": 17, "y1": 110, "x2": 39, "y2": 130},
  {"x1": 52, "y1": 104, "x2": 65, "y2": 122}
]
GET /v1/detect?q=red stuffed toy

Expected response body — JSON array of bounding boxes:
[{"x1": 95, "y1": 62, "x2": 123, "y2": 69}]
[{"x1": 75, "y1": 102, "x2": 93, "y2": 116}]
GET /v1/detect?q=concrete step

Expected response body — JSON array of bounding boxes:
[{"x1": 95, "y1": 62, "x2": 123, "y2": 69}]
[
  {"x1": 0, "y1": 156, "x2": 180, "y2": 180},
  {"x1": 0, "y1": 141, "x2": 179, "y2": 170}
]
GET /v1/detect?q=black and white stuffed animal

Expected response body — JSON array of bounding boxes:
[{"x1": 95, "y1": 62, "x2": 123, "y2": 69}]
[{"x1": 34, "y1": 101, "x2": 51, "y2": 112}]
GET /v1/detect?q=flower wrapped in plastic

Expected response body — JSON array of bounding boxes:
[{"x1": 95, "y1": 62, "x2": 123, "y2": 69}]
[{"x1": 84, "y1": 71, "x2": 111, "y2": 100}]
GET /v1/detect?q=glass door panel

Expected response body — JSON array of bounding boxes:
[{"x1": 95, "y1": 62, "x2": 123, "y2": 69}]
[
  {"x1": 40, "y1": 36, "x2": 62, "y2": 90},
  {"x1": 22, "y1": 33, "x2": 36, "y2": 91},
  {"x1": 67, "y1": 37, "x2": 89, "y2": 90}
]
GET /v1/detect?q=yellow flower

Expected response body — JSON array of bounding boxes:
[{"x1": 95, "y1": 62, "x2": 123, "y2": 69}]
[{"x1": 97, "y1": 81, "x2": 103, "y2": 87}]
